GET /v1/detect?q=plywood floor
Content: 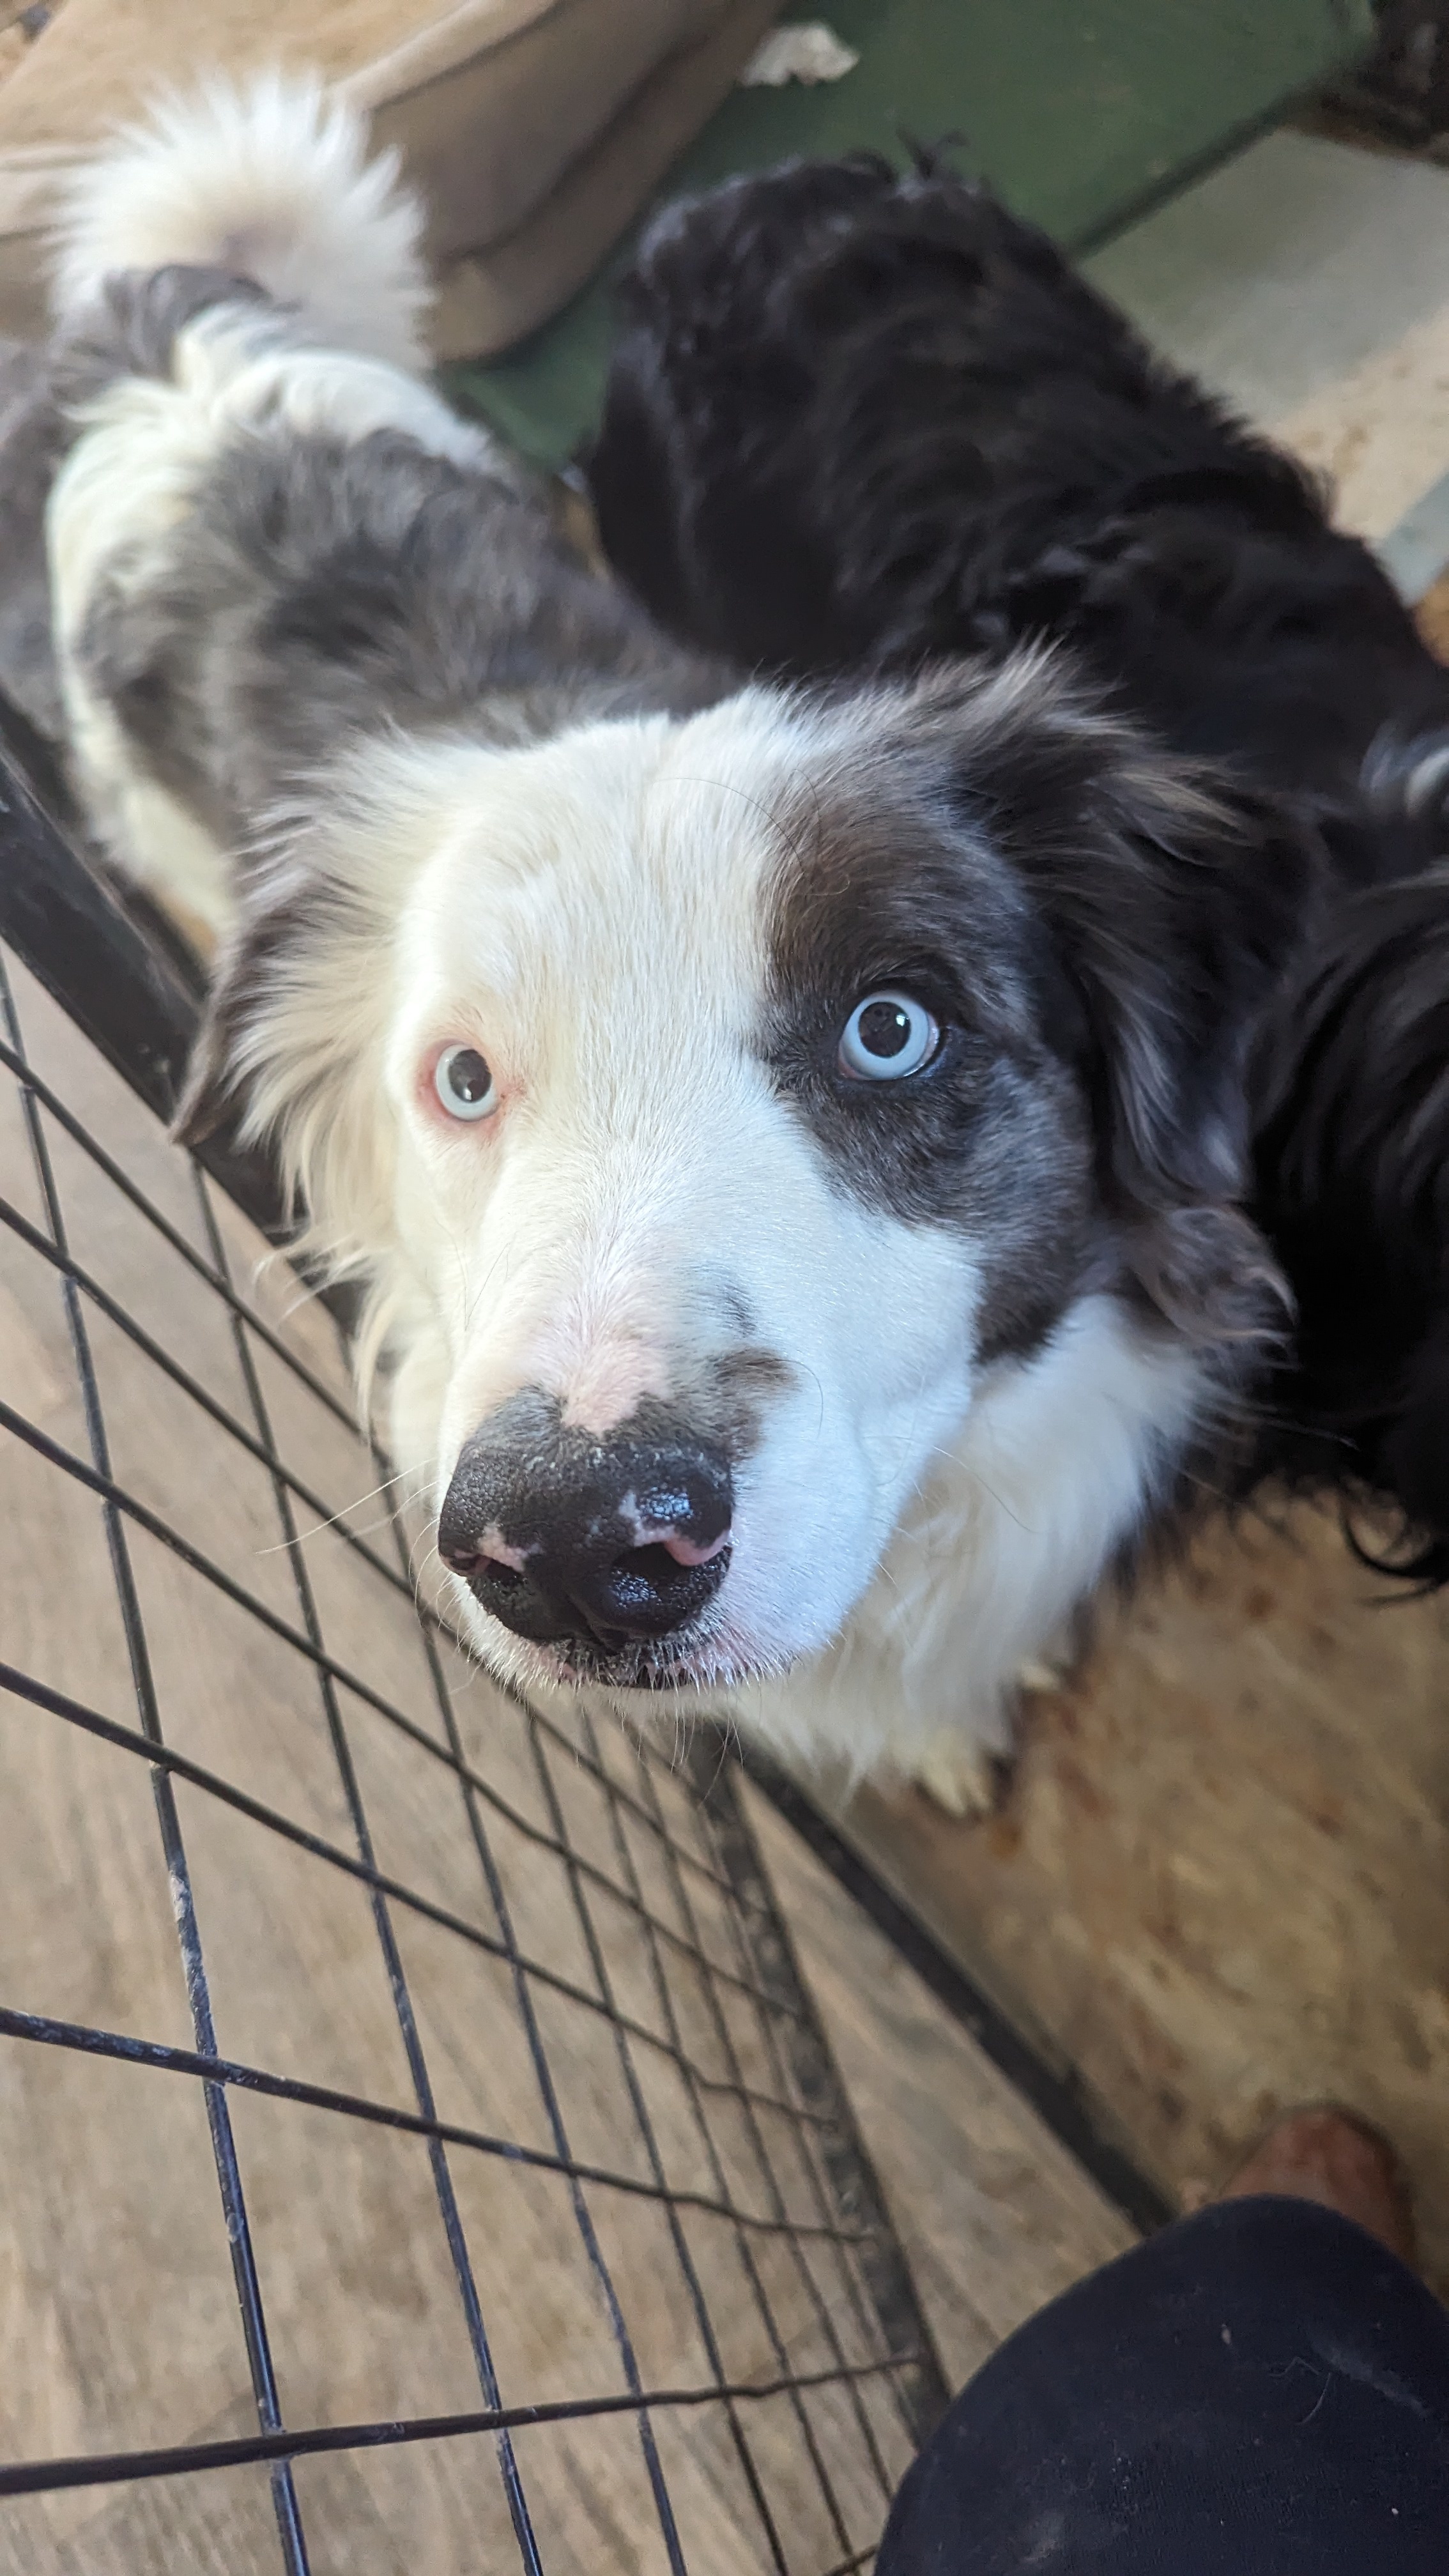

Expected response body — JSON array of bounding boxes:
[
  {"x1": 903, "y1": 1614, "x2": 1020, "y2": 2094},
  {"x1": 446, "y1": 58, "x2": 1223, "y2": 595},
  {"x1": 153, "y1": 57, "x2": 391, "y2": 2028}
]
[
  {"x1": 839, "y1": 1510, "x2": 1449, "y2": 2299},
  {"x1": 0, "y1": 949, "x2": 1128, "y2": 2572}
]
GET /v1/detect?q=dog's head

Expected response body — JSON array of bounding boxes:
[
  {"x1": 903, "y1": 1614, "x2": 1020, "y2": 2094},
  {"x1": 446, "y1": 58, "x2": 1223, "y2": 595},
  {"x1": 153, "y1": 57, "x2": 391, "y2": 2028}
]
[{"x1": 180, "y1": 652, "x2": 1292, "y2": 1696}]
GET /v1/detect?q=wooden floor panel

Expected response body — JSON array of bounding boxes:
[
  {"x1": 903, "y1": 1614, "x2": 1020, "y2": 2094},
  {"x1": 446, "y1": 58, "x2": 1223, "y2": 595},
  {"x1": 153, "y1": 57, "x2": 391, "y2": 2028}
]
[{"x1": 840, "y1": 1506, "x2": 1449, "y2": 2296}]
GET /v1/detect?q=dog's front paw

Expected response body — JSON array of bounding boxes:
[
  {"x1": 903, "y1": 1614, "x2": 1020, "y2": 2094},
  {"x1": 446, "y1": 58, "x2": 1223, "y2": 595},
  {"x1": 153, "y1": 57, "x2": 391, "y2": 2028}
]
[
  {"x1": 1015, "y1": 1650, "x2": 1071, "y2": 1694},
  {"x1": 1012, "y1": 1620, "x2": 1079, "y2": 1696},
  {"x1": 910, "y1": 1736, "x2": 1008, "y2": 1821}
]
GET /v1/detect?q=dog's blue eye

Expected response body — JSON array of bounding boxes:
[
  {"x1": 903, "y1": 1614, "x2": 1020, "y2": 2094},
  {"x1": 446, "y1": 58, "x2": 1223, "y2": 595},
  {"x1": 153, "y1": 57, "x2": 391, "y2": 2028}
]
[
  {"x1": 837, "y1": 992, "x2": 940, "y2": 1082},
  {"x1": 434, "y1": 1045, "x2": 497, "y2": 1121}
]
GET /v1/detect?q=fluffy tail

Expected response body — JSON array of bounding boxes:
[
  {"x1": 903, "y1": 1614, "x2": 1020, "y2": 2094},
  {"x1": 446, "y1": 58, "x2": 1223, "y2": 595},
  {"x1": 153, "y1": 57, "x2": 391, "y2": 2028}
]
[
  {"x1": 1252, "y1": 869, "x2": 1449, "y2": 1581},
  {"x1": 49, "y1": 71, "x2": 430, "y2": 371}
]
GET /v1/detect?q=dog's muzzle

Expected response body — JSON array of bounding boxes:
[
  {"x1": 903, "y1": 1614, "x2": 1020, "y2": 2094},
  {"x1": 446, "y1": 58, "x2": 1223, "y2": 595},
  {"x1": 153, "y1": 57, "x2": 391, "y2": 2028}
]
[{"x1": 438, "y1": 1393, "x2": 733, "y2": 1657}]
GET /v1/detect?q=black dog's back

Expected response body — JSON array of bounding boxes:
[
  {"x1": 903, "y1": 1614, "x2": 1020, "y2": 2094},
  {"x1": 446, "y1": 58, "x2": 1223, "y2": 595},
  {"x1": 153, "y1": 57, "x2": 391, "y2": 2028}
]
[
  {"x1": 590, "y1": 153, "x2": 1449, "y2": 1575},
  {"x1": 590, "y1": 154, "x2": 1449, "y2": 847}
]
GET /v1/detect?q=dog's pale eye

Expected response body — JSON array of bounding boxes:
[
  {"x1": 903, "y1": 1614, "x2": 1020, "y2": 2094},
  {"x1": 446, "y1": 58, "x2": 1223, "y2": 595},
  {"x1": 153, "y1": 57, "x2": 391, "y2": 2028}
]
[
  {"x1": 837, "y1": 992, "x2": 940, "y2": 1082},
  {"x1": 434, "y1": 1044, "x2": 498, "y2": 1121}
]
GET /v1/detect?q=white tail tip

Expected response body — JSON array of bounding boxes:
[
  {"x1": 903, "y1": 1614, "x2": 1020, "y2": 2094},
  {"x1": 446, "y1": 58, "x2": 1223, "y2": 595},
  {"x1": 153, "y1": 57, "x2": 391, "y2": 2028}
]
[{"x1": 50, "y1": 70, "x2": 432, "y2": 371}]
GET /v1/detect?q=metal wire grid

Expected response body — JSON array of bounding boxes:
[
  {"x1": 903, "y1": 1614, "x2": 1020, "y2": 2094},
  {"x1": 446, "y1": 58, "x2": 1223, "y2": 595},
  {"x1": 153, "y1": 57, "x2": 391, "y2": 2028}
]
[{"x1": 0, "y1": 737, "x2": 947, "y2": 2572}]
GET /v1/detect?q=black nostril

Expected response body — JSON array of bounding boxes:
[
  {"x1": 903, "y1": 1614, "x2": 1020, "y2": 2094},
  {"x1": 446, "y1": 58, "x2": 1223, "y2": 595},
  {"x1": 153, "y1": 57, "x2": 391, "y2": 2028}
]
[
  {"x1": 578, "y1": 1536, "x2": 731, "y2": 1651},
  {"x1": 592, "y1": 1537, "x2": 727, "y2": 1637},
  {"x1": 619, "y1": 1542, "x2": 699, "y2": 1593}
]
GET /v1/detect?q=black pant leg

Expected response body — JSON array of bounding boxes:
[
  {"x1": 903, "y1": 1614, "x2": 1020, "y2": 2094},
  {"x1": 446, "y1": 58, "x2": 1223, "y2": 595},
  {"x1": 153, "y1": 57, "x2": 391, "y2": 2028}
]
[{"x1": 878, "y1": 2197, "x2": 1449, "y2": 2573}]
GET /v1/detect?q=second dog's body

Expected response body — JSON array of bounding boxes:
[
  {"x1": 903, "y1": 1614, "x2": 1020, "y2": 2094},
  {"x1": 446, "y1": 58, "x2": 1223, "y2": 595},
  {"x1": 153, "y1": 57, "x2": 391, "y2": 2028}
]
[{"x1": 590, "y1": 152, "x2": 1449, "y2": 1577}]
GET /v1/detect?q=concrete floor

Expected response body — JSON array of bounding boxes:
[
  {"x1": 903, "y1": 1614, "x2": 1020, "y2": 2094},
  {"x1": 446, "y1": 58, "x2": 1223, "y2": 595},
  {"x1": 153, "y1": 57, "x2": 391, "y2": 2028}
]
[{"x1": 1091, "y1": 125, "x2": 1449, "y2": 562}]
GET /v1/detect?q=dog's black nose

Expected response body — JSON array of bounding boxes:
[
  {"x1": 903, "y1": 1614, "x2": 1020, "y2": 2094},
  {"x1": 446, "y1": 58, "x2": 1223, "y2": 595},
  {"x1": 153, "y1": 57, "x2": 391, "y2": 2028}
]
[{"x1": 438, "y1": 1400, "x2": 732, "y2": 1655}]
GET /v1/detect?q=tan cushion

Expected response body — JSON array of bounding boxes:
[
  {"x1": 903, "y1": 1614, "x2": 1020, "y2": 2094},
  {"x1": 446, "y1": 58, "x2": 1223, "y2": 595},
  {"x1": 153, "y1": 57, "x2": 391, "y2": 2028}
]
[
  {"x1": 427, "y1": 0, "x2": 783, "y2": 358},
  {"x1": 0, "y1": 144, "x2": 82, "y2": 338},
  {"x1": 0, "y1": 0, "x2": 779, "y2": 351},
  {"x1": 357, "y1": 0, "x2": 747, "y2": 261}
]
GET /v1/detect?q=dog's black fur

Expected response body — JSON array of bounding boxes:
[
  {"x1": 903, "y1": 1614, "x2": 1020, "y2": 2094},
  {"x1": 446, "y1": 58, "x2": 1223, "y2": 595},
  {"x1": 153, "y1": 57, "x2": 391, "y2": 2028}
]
[{"x1": 588, "y1": 152, "x2": 1449, "y2": 1575}]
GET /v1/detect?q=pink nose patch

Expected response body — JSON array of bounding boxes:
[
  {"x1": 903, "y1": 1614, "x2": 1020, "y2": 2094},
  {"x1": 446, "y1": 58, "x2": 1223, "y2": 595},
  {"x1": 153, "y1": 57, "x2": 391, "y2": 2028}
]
[
  {"x1": 653, "y1": 1526, "x2": 730, "y2": 1568},
  {"x1": 474, "y1": 1524, "x2": 533, "y2": 1575}
]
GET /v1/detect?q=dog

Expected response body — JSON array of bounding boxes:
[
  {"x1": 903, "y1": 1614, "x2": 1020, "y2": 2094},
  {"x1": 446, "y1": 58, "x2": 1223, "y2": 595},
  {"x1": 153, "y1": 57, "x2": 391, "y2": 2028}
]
[
  {"x1": 38, "y1": 86, "x2": 1383, "y2": 1818},
  {"x1": 588, "y1": 150, "x2": 1449, "y2": 1588}
]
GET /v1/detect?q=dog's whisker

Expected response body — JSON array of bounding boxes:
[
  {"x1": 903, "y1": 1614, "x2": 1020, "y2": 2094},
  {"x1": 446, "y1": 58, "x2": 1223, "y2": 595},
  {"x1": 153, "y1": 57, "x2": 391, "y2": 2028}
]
[{"x1": 254, "y1": 1467, "x2": 411, "y2": 1554}]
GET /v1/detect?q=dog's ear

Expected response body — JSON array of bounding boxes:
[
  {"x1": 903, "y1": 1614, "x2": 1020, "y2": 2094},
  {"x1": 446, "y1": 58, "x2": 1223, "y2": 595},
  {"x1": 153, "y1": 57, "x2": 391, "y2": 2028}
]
[
  {"x1": 173, "y1": 886, "x2": 307, "y2": 1149},
  {"x1": 172, "y1": 853, "x2": 396, "y2": 1281},
  {"x1": 1252, "y1": 869, "x2": 1449, "y2": 1579},
  {"x1": 935, "y1": 660, "x2": 1305, "y2": 1343}
]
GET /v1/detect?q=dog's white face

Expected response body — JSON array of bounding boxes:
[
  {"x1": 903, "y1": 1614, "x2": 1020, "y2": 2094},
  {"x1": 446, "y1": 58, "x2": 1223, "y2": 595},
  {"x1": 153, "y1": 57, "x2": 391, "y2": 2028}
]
[
  {"x1": 379, "y1": 695, "x2": 997, "y2": 1697},
  {"x1": 194, "y1": 659, "x2": 1269, "y2": 1712}
]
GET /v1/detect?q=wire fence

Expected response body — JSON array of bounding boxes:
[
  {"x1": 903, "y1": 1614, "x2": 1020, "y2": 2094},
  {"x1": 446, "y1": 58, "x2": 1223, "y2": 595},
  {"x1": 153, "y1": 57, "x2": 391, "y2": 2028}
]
[{"x1": 0, "y1": 717, "x2": 948, "y2": 2573}]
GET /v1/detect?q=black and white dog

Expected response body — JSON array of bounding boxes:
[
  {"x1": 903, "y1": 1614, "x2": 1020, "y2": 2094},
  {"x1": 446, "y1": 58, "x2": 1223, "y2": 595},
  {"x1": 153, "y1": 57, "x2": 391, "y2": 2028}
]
[
  {"x1": 588, "y1": 150, "x2": 1449, "y2": 1597},
  {"x1": 40, "y1": 91, "x2": 1439, "y2": 1817}
]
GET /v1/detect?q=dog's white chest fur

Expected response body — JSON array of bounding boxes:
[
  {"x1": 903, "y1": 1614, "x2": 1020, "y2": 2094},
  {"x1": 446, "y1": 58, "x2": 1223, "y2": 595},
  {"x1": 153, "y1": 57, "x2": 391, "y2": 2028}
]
[{"x1": 719, "y1": 1293, "x2": 1206, "y2": 1792}]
